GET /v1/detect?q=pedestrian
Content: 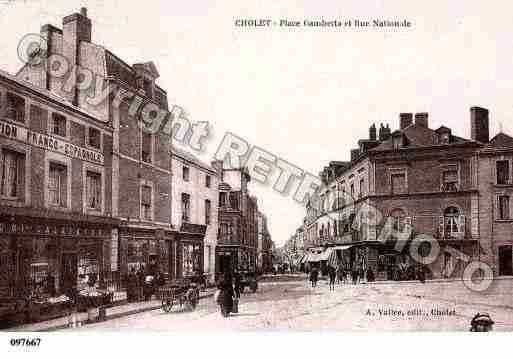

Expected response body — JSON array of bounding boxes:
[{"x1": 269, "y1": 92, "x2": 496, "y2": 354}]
[
  {"x1": 328, "y1": 266, "x2": 336, "y2": 291},
  {"x1": 136, "y1": 265, "x2": 145, "y2": 301},
  {"x1": 309, "y1": 267, "x2": 318, "y2": 288},
  {"x1": 234, "y1": 270, "x2": 242, "y2": 298},
  {"x1": 127, "y1": 267, "x2": 137, "y2": 302}
]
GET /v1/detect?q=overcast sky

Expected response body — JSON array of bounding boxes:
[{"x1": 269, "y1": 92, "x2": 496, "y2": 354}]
[{"x1": 1, "y1": 0, "x2": 513, "y2": 246}]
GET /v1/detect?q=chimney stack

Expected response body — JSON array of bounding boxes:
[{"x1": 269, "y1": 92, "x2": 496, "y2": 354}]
[
  {"x1": 415, "y1": 112, "x2": 429, "y2": 128},
  {"x1": 369, "y1": 123, "x2": 377, "y2": 141},
  {"x1": 379, "y1": 123, "x2": 391, "y2": 141},
  {"x1": 470, "y1": 107, "x2": 490, "y2": 143},
  {"x1": 62, "y1": 8, "x2": 92, "y2": 104},
  {"x1": 399, "y1": 113, "x2": 413, "y2": 130}
]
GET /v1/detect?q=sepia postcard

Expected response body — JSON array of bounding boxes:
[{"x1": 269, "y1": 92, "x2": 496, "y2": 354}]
[{"x1": 0, "y1": 1, "x2": 512, "y2": 357}]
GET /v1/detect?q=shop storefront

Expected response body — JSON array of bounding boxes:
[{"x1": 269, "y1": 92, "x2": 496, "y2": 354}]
[
  {"x1": 177, "y1": 222, "x2": 205, "y2": 281},
  {"x1": 119, "y1": 227, "x2": 173, "y2": 280},
  {"x1": 0, "y1": 210, "x2": 117, "y2": 326}
]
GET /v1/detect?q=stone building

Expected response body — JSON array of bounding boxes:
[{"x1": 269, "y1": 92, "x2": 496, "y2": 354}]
[
  {"x1": 0, "y1": 67, "x2": 117, "y2": 300},
  {"x1": 16, "y1": 8, "x2": 174, "y2": 285},
  {"x1": 171, "y1": 146, "x2": 219, "y2": 284},
  {"x1": 216, "y1": 166, "x2": 259, "y2": 274},
  {"x1": 304, "y1": 110, "x2": 491, "y2": 280}
]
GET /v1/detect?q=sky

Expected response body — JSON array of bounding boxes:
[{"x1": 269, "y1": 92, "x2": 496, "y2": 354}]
[{"x1": 1, "y1": 0, "x2": 513, "y2": 246}]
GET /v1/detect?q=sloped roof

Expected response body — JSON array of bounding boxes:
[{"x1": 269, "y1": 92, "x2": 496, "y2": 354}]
[
  {"x1": 483, "y1": 132, "x2": 513, "y2": 151},
  {"x1": 171, "y1": 145, "x2": 216, "y2": 173},
  {"x1": 371, "y1": 123, "x2": 473, "y2": 151}
]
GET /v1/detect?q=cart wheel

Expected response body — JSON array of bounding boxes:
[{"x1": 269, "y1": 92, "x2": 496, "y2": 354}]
[{"x1": 162, "y1": 299, "x2": 173, "y2": 313}]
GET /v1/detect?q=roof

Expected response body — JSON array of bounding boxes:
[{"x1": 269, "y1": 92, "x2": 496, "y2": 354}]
[
  {"x1": 371, "y1": 122, "x2": 474, "y2": 151},
  {"x1": 171, "y1": 145, "x2": 216, "y2": 173},
  {"x1": 482, "y1": 132, "x2": 513, "y2": 152}
]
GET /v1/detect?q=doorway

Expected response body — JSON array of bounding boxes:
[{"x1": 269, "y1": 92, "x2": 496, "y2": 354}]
[
  {"x1": 498, "y1": 245, "x2": 513, "y2": 276},
  {"x1": 60, "y1": 252, "x2": 77, "y2": 298}
]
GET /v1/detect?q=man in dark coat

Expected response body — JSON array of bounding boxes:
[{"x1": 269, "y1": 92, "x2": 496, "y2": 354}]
[
  {"x1": 234, "y1": 270, "x2": 242, "y2": 298},
  {"x1": 328, "y1": 266, "x2": 336, "y2": 291}
]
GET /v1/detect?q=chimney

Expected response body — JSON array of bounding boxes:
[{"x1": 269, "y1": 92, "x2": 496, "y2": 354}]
[
  {"x1": 350, "y1": 149, "x2": 360, "y2": 162},
  {"x1": 415, "y1": 112, "x2": 429, "y2": 128},
  {"x1": 62, "y1": 8, "x2": 92, "y2": 104},
  {"x1": 399, "y1": 113, "x2": 413, "y2": 130},
  {"x1": 379, "y1": 123, "x2": 391, "y2": 141},
  {"x1": 369, "y1": 123, "x2": 377, "y2": 141},
  {"x1": 470, "y1": 107, "x2": 490, "y2": 143}
]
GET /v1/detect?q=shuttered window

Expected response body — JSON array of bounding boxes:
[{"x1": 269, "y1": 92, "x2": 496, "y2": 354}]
[
  {"x1": 1, "y1": 149, "x2": 24, "y2": 199},
  {"x1": 141, "y1": 185, "x2": 152, "y2": 220}
]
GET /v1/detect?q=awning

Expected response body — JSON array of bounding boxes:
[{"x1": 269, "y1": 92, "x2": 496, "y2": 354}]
[
  {"x1": 332, "y1": 245, "x2": 354, "y2": 251},
  {"x1": 307, "y1": 253, "x2": 320, "y2": 262},
  {"x1": 318, "y1": 247, "x2": 334, "y2": 261}
]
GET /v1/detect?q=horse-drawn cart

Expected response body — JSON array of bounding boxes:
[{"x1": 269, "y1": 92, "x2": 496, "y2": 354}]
[{"x1": 158, "y1": 280, "x2": 199, "y2": 313}]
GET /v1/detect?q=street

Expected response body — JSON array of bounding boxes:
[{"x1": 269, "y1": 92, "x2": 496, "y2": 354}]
[{"x1": 64, "y1": 275, "x2": 513, "y2": 331}]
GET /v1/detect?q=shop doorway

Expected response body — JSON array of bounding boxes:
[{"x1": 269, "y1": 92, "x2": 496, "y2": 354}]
[
  {"x1": 498, "y1": 245, "x2": 513, "y2": 276},
  {"x1": 60, "y1": 252, "x2": 77, "y2": 298},
  {"x1": 218, "y1": 253, "x2": 233, "y2": 275}
]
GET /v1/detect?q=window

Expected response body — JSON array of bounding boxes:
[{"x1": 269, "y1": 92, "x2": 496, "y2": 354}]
[
  {"x1": 182, "y1": 166, "x2": 190, "y2": 181},
  {"x1": 48, "y1": 162, "x2": 67, "y2": 207},
  {"x1": 88, "y1": 127, "x2": 101, "y2": 149},
  {"x1": 230, "y1": 193, "x2": 239, "y2": 210},
  {"x1": 393, "y1": 135, "x2": 402, "y2": 149},
  {"x1": 498, "y1": 195, "x2": 510, "y2": 220},
  {"x1": 141, "y1": 132, "x2": 152, "y2": 163},
  {"x1": 141, "y1": 185, "x2": 152, "y2": 220},
  {"x1": 391, "y1": 173, "x2": 406, "y2": 194},
  {"x1": 440, "y1": 133, "x2": 450, "y2": 144},
  {"x1": 181, "y1": 193, "x2": 190, "y2": 222},
  {"x1": 497, "y1": 161, "x2": 510, "y2": 185},
  {"x1": 441, "y1": 169, "x2": 459, "y2": 192},
  {"x1": 143, "y1": 78, "x2": 153, "y2": 98},
  {"x1": 359, "y1": 178, "x2": 365, "y2": 197},
  {"x1": 86, "y1": 171, "x2": 101, "y2": 210},
  {"x1": 219, "y1": 192, "x2": 227, "y2": 207},
  {"x1": 51, "y1": 113, "x2": 67, "y2": 137},
  {"x1": 1, "y1": 149, "x2": 24, "y2": 199},
  {"x1": 6, "y1": 93, "x2": 25, "y2": 123},
  {"x1": 206, "y1": 175, "x2": 211, "y2": 188},
  {"x1": 390, "y1": 209, "x2": 409, "y2": 232},
  {"x1": 205, "y1": 199, "x2": 211, "y2": 225},
  {"x1": 350, "y1": 183, "x2": 355, "y2": 198},
  {"x1": 440, "y1": 207, "x2": 465, "y2": 238},
  {"x1": 182, "y1": 243, "x2": 201, "y2": 276}
]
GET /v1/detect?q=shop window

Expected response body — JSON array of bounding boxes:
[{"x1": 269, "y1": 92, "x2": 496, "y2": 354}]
[
  {"x1": 86, "y1": 171, "x2": 101, "y2": 211},
  {"x1": 51, "y1": 113, "x2": 67, "y2": 137},
  {"x1": 497, "y1": 161, "x2": 510, "y2": 185},
  {"x1": 206, "y1": 175, "x2": 211, "y2": 188},
  {"x1": 182, "y1": 243, "x2": 201, "y2": 277},
  {"x1": 6, "y1": 92, "x2": 25, "y2": 123},
  {"x1": 78, "y1": 239, "x2": 100, "y2": 284},
  {"x1": 141, "y1": 132, "x2": 152, "y2": 163},
  {"x1": 141, "y1": 185, "x2": 152, "y2": 220},
  {"x1": 30, "y1": 238, "x2": 58, "y2": 297},
  {"x1": 391, "y1": 172, "x2": 407, "y2": 194},
  {"x1": 88, "y1": 127, "x2": 101, "y2": 149},
  {"x1": 1, "y1": 149, "x2": 24, "y2": 199},
  {"x1": 219, "y1": 192, "x2": 227, "y2": 207},
  {"x1": 48, "y1": 162, "x2": 67, "y2": 207},
  {"x1": 181, "y1": 193, "x2": 190, "y2": 222},
  {"x1": 205, "y1": 199, "x2": 211, "y2": 225},
  {"x1": 441, "y1": 168, "x2": 459, "y2": 192},
  {"x1": 439, "y1": 207, "x2": 465, "y2": 238},
  {"x1": 498, "y1": 195, "x2": 510, "y2": 220},
  {"x1": 183, "y1": 166, "x2": 190, "y2": 181},
  {"x1": 230, "y1": 192, "x2": 239, "y2": 210}
]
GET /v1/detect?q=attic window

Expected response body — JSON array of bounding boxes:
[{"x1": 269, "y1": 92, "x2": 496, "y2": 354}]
[
  {"x1": 440, "y1": 133, "x2": 450, "y2": 144},
  {"x1": 143, "y1": 78, "x2": 153, "y2": 98},
  {"x1": 393, "y1": 135, "x2": 403, "y2": 149}
]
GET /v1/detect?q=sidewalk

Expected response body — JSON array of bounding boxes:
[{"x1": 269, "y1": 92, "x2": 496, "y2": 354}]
[{"x1": 9, "y1": 288, "x2": 216, "y2": 332}]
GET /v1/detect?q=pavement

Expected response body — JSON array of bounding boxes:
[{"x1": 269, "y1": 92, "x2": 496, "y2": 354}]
[
  {"x1": 42, "y1": 275, "x2": 513, "y2": 331},
  {"x1": 9, "y1": 288, "x2": 216, "y2": 332}
]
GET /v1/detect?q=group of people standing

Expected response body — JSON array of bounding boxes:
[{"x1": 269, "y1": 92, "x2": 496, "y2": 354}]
[
  {"x1": 215, "y1": 270, "x2": 243, "y2": 317},
  {"x1": 127, "y1": 266, "x2": 165, "y2": 302},
  {"x1": 308, "y1": 264, "x2": 375, "y2": 290}
]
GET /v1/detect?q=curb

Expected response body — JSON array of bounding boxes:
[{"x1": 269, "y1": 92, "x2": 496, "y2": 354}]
[{"x1": 22, "y1": 292, "x2": 215, "y2": 332}]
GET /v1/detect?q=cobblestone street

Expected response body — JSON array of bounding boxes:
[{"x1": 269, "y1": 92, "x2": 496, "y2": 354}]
[{"x1": 63, "y1": 276, "x2": 513, "y2": 331}]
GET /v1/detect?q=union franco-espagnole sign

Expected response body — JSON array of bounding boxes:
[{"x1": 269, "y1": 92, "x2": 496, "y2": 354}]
[{"x1": 0, "y1": 119, "x2": 104, "y2": 165}]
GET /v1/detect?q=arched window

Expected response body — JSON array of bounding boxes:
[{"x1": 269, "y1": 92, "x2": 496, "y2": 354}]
[
  {"x1": 327, "y1": 222, "x2": 331, "y2": 238},
  {"x1": 390, "y1": 208, "x2": 407, "y2": 231},
  {"x1": 444, "y1": 206, "x2": 460, "y2": 236}
]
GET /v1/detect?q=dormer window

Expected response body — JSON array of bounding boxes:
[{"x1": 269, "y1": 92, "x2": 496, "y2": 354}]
[
  {"x1": 143, "y1": 78, "x2": 153, "y2": 98},
  {"x1": 440, "y1": 133, "x2": 450, "y2": 144},
  {"x1": 393, "y1": 135, "x2": 402, "y2": 149}
]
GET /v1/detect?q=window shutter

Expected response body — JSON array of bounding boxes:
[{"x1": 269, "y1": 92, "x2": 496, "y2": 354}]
[
  {"x1": 458, "y1": 215, "x2": 466, "y2": 234},
  {"x1": 438, "y1": 216, "x2": 445, "y2": 238}
]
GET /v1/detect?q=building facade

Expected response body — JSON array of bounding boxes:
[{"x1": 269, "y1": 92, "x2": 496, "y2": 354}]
[
  {"x1": 0, "y1": 68, "x2": 117, "y2": 299},
  {"x1": 171, "y1": 147, "x2": 219, "y2": 284}
]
